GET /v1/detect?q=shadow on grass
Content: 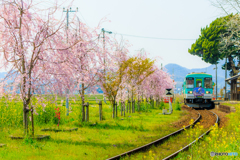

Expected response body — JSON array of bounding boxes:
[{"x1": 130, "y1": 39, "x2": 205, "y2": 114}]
[
  {"x1": 80, "y1": 123, "x2": 149, "y2": 132},
  {"x1": 49, "y1": 139, "x2": 135, "y2": 149}
]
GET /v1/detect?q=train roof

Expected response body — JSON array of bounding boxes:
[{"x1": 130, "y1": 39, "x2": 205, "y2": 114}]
[{"x1": 186, "y1": 72, "x2": 212, "y2": 77}]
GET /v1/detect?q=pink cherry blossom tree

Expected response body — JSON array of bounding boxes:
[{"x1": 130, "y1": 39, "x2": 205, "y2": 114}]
[
  {"x1": 98, "y1": 37, "x2": 130, "y2": 118},
  {"x1": 62, "y1": 19, "x2": 103, "y2": 122},
  {"x1": 0, "y1": 0, "x2": 78, "y2": 135}
]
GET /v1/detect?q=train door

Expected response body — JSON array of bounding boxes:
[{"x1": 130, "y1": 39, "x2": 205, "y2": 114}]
[{"x1": 196, "y1": 78, "x2": 203, "y2": 88}]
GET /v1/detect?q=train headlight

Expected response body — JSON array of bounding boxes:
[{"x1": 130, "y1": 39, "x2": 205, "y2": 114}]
[
  {"x1": 206, "y1": 91, "x2": 211, "y2": 94},
  {"x1": 188, "y1": 91, "x2": 192, "y2": 94}
]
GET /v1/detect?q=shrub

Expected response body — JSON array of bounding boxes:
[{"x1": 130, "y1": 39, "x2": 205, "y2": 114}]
[
  {"x1": 159, "y1": 100, "x2": 164, "y2": 110},
  {"x1": 174, "y1": 101, "x2": 181, "y2": 111}
]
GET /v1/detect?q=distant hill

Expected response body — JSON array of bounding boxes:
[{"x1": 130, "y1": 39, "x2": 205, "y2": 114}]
[
  {"x1": 0, "y1": 71, "x2": 104, "y2": 94},
  {"x1": 0, "y1": 61, "x2": 231, "y2": 95},
  {"x1": 164, "y1": 60, "x2": 230, "y2": 93}
]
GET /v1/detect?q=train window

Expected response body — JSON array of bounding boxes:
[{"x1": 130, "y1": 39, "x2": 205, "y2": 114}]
[
  {"x1": 186, "y1": 77, "x2": 194, "y2": 88},
  {"x1": 204, "y1": 78, "x2": 212, "y2": 88},
  {"x1": 197, "y1": 81, "x2": 202, "y2": 87}
]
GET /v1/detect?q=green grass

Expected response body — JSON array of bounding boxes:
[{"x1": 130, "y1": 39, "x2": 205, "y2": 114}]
[{"x1": 0, "y1": 95, "x2": 186, "y2": 160}]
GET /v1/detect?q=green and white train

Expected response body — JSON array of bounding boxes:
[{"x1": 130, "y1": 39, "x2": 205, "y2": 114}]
[{"x1": 182, "y1": 72, "x2": 214, "y2": 108}]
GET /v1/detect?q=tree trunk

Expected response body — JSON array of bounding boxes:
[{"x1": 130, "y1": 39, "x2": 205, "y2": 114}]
[
  {"x1": 128, "y1": 88, "x2": 130, "y2": 113},
  {"x1": 132, "y1": 87, "x2": 134, "y2": 113},
  {"x1": 146, "y1": 98, "x2": 148, "y2": 110},
  {"x1": 115, "y1": 101, "x2": 117, "y2": 118},
  {"x1": 31, "y1": 107, "x2": 34, "y2": 136},
  {"x1": 126, "y1": 100, "x2": 128, "y2": 113},
  {"x1": 132, "y1": 100, "x2": 135, "y2": 113},
  {"x1": 81, "y1": 83, "x2": 85, "y2": 122},
  {"x1": 123, "y1": 101, "x2": 125, "y2": 117},
  {"x1": 121, "y1": 101, "x2": 122, "y2": 116},
  {"x1": 137, "y1": 86, "x2": 140, "y2": 111},
  {"x1": 138, "y1": 100, "x2": 140, "y2": 111},
  {"x1": 112, "y1": 100, "x2": 115, "y2": 118},
  {"x1": 99, "y1": 101, "x2": 102, "y2": 121},
  {"x1": 228, "y1": 56, "x2": 239, "y2": 76},
  {"x1": 23, "y1": 101, "x2": 28, "y2": 135}
]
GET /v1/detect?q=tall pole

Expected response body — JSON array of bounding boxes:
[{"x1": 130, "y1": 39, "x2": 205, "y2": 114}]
[
  {"x1": 216, "y1": 64, "x2": 218, "y2": 100},
  {"x1": 102, "y1": 28, "x2": 106, "y2": 78},
  {"x1": 63, "y1": 7, "x2": 78, "y2": 116},
  {"x1": 225, "y1": 56, "x2": 227, "y2": 100},
  {"x1": 63, "y1": 7, "x2": 78, "y2": 42},
  {"x1": 172, "y1": 68, "x2": 175, "y2": 101},
  {"x1": 101, "y1": 28, "x2": 112, "y2": 103},
  {"x1": 101, "y1": 28, "x2": 112, "y2": 76}
]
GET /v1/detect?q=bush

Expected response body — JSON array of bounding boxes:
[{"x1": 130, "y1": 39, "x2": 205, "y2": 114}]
[
  {"x1": 159, "y1": 100, "x2": 164, "y2": 110},
  {"x1": 174, "y1": 101, "x2": 181, "y2": 111},
  {"x1": 140, "y1": 103, "x2": 151, "y2": 112}
]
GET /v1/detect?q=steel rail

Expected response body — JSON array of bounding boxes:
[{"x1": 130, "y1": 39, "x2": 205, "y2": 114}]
[
  {"x1": 162, "y1": 110, "x2": 219, "y2": 160},
  {"x1": 106, "y1": 110, "x2": 201, "y2": 160}
]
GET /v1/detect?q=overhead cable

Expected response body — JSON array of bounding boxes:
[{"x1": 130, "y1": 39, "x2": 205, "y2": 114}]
[{"x1": 113, "y1": 32, "x2": 196, "y2": 41}]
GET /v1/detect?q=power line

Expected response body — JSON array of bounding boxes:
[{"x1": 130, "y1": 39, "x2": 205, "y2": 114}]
[{"x1": 113, "y1": 32, "x2": 196, "y2": 41}]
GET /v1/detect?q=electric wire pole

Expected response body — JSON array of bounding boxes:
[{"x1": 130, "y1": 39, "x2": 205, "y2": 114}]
[
  {"x1": 63, "y1": 7, "x2": 78, "y2": 116},
  {"x1": 214, "y1": 64, "x2": 218, "y2": 100},
  {"x1": 225, "y1": 56, "x2": 227, "y2": 100},
  {"x1": 216, "y1": 64, "x2": 218, "y2": 100},
  {"x1": 63, "y1": 7, "x2": 78, "y2": 42},
  {"x1": 101, "y1": 28, "x2": 112, "y2": 79}
]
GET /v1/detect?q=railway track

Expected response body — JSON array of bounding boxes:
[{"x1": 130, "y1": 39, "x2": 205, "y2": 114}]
[
  {"x1": 162, "y1": 109, "x2": 218, "y2": 160},
  {"x1": 106, "y1": 107, "x2": 219, "y2": 160}
]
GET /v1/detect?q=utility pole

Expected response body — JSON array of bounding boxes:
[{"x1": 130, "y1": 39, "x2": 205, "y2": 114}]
[
  {"x1": 213, "y1": 64, "x2": 218, "y2": 100},
  {"x1": 102, "y1": 28, "x2": 106, "y2": 78},
  {"x1": 63, "y1": 7, "x2": 78, "y2": 116},
  {"x1": 214, "y1": 64, "x2": 218, "y2": 100},
  {"x1": 101, "y1": 28, "x2": 112, "y2": 104},
  {"x1": 225, "y1": 56, "x2": 227, "y2": 100},
  {"x1": 63, "y1": 7, "x2": 78, "y2": 42},
  {"x1": 216, "y1": 64, "x2": 218, "y2": 100},
  {"x1": 172, "y1": 68, "x2": 175, "y2": 102},
  {"x1": 101, "y1": 28, "x2": 112, "y2": 78}
]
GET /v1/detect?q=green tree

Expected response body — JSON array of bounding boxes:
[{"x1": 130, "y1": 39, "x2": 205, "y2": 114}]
[
  {"x1": 220, "y1": 88, "x2": 224, "y2": 98},
  {"x1": 219, "y1": 14, "x2": 240, "y2": 76},
  {"x1": 188, "y1": 14, "x2": 235, "y2": 71},
  {"x1": 123, "y1": 56, "x2": 155, "y2": 108}
]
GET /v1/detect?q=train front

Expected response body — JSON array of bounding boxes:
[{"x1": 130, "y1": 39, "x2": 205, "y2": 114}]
[{"x1": 183, "y1": 73, "x2": 213, "y2": 108}]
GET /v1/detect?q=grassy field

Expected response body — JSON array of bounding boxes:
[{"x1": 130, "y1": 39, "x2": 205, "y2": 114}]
[{"x1": 0, "y1": 94, "x2": 186, "y2": 160}]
